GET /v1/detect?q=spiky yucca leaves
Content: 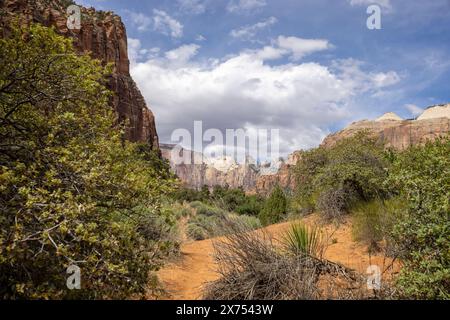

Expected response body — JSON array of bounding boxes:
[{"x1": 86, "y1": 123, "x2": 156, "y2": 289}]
[{"x1": 282, "y1": 223, "x2": 324, "y2": 258}]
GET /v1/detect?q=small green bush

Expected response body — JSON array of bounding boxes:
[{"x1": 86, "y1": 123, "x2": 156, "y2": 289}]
[
  {"x1": 351, "y1": 198, "x2": 406, "y2": 253},
  {"x1": 259, "y1": 186, "x2": 287, "y2": 225}
]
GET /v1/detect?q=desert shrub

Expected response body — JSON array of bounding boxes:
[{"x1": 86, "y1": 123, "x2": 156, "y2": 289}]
[
  {"x1": 294, "y1": 148, "x2": 329, "y2": 214},
  {"x1": 282, "y1": 223, "x2": 323, "y2": 257},
  {"x1": 316, "y1": 187, "x2": 357, "y2": 220},
  {"x1": 173, "y1": 188, "x2": 207, "y2": 203},
  {"x1": 387, "y1": 138, "x2": 450, "y2": 299},
  {"x1": 258, "y1": 186, "x2": 287, "y2": 225},
  {"x1": 0, "y1": 23, "x2": 176, "y2": 299},
  {"x1": 186, "y1": 203, "x2": 261, "y2": 240},
  {"x1": 351, "y1": 198, "x2": 406, "y2": 253},
  {"x1": 228, "y1": 213, "x2": 262, "y2": 230},
  {"x1": 189, "y1": 201, "x2": 226, "y2": 216},
  {"x1": 204, "y1": 225, "x2": 320, "y2": 299},
  {"x1": 294, "y1": 133, "x2": 389, "y2": 218},
  {"x1": 234, "y1": 195, "x2": 263, "y2": 216},
  {"x1": 204, "y1": 222, "x2": 366, "y2": 300}
]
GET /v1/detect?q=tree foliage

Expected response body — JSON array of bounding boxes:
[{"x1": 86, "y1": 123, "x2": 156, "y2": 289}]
[
  {"x1": 259, "y1": 185, "x2": 287, "y2": 225},
  {"x1": 387, "y1": 138, "x2": 450, "y2": 299},
  {"x1": 0, "y1": 23, "x2": 176, "y2": 299},
  {"x1": 294, "y1": 132, "x2": 389, "y2": 218}
]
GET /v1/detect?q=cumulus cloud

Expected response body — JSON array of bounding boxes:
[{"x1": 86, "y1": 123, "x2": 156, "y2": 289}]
[
  {"x1": 230, "y1": 16, "x2": 277, "y2": 40},
  {"x1": 276, "y1": 36, "x2": 332, "y2": 61},
  {"x1": 153, "y1": 9, "x2": 184, "y2": 38},
  {"x1": 227, "y1": 0, "x2": 267, "y2": 13},
  {"x1": 130, "y1": 40, "x2": 400, "y2": 157}
]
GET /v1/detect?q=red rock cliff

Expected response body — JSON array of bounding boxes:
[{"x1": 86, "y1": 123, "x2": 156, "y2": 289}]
[{"x1": 0, "y1": 0, "x2": 159, "y2": 148}]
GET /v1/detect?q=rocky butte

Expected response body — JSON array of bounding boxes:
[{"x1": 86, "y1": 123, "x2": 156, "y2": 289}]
[{"x1": 0, "y1": 0, "x2": 159, "y2": 149}]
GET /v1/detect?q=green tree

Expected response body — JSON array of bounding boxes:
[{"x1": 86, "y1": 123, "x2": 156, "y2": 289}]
[
  {"x1": 387, "y1": 138, "x2": 450, "y2": 299},
  {"x1": 0, "y1": 23, "x2": 176, "y2": 299},
  {"x1": 259, "y1": 186, "x2": 287, "y2": 225},
  {"x1": 294, "y1": 132, "x2": 389, "y2": 219}
]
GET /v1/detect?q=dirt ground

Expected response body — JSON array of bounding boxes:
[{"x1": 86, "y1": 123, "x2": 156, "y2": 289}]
[{"x1": 154, "y1": 213, "x2": 400, "y2": 300}]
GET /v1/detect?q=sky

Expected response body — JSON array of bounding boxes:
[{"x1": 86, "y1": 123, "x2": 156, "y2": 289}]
[{"x1": 75, "y1": 0, "x2": 450, "y2": 159}]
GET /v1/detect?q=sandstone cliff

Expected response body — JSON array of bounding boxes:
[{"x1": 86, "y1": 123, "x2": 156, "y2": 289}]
[
  {"x1": 160, "y1": 144, "x2": 260, "y2": 191},
  {"x1": 321, "y1": 104, "x2": 450, "y2": 150},
  {"x1": 0, "y1": 0, "x2": 158, "y2": 148}
]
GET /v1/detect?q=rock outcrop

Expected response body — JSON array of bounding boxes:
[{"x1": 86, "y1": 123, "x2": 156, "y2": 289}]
[
  {"x1": 322, "y1": 104, "x2": 450, "y2": 150},
  {"x1": 0, "y1": 0, "x2": 158, "y2": 148},
  {"x1": 160, "y1": 144, "x2": 260, "y2": 190}
]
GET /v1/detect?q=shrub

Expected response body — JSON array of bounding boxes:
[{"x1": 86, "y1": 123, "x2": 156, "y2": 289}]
[
  {"x1": 235, "y1": 195, "x2": 263, "y2": 216},
  {"x1": 351, "y1": 198, "x2": 406, "y2": 253},
  {"x1": 186, "y1": 203, "x2": 261, "y2": 240},
  {"x1": 259, "y1": 186, "x2": 287, "y2": 225},
  {"x1": 282, "y1": 223, "x2": 323, "y2": 257},
  {"x1": 387, "y1": 138, "x2": 450, "y2": 299},
  {"x1": 0, "y1": 23, "x2": 176, "y2": 299},
  {"x1": 204, "y1": 222, "x2": 366, "y2": 300},
  {"x1": 294, "y1": 132, "x2": 389, "y2": 218},
  {"x1": 228, "y1": 214, "x2": 262, "y2": 230}
]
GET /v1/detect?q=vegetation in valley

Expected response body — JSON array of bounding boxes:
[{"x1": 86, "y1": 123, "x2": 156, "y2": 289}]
[{"x1": 171, "y1": 186, "x2": 263, "y2": 240}]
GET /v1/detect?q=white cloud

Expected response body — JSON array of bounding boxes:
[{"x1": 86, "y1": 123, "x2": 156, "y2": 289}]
[
  {"x1": 349, "y1": 0, "x2": 392, "y2": 11},
  {"x1": 153, "y1": 9, "x2": 184, "y2": 38},
  {"x1": 177, "y1": 0, "x2": 207, "y2": 15},
  {"x1": 404, "y1": 104, "x2": 424, "y2": 117},
  {"x1": 371, "y1": 71, "x2": 401, "y2": 88},
  {"x1": 131, "y1": 41, "x2": 400, "y2": 155},
  {"x1": 165, "y1": 44, "x2": 201, "y2": 65},
  {"x1": 128, "y1": 38, "x2": 160, "y2": 63},
  {"x1": 230, "y1": 16, "x2": 277, "y2": 40},
  {"x1": 127, "y1": 11, "x2": 152, "y2": 31},
  {"x1": 196, "y1": 34, "x2": 207, "y2": 41},
  {"x1": 276, "y1": 36, "x2": 332, "y2": 61},
  {"x1": 227, "y1": 0, "x2": 267, "y2": 13}
]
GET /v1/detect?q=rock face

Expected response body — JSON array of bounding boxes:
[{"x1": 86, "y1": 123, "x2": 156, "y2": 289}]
[
  {"x1": 0, "y1": 0, "x2": 158, "y2": 148},
  {"x1": 322, "y1": 105, "x2": 450, "y2": 150},
  {"x1": 160, "y1": 144, "x2": 260, "y2": 190}
]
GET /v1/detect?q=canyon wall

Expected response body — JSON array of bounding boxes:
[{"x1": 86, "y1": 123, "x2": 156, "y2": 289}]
[
  {"x1": 0, "y1": 0, "x2": 158, "y2": 148},
  {"x1": 160, "y1": 144, "x2": 260, "y2": 191},
  {"x1": 321, "y1": 105, "x2": 450, "y2": 150}
]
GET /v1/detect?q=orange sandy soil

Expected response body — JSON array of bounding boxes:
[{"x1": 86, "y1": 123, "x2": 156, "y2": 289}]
[{"x1": 153, "y1": 213, "x2": 400, "y2": 300}]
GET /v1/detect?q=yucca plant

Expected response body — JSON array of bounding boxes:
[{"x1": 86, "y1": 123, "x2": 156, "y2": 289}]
[{"x1": 282, "y1": 223, "x2": 323, "y2": 258}]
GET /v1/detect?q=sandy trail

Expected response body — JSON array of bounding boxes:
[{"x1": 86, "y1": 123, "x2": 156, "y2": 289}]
[{"x1": 156, "y1": 214, "x2": 399, "y2": 300}]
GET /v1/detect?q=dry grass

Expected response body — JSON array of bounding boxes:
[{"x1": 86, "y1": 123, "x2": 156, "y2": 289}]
[{"x1": 203, "y1": 220, "x2": 372, "y2": 300}]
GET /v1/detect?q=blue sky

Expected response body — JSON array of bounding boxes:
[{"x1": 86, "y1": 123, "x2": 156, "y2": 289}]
[{"x1": 76, "y1": 0, "x2": 450, "y2": 156}]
